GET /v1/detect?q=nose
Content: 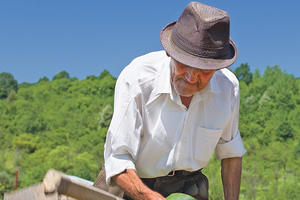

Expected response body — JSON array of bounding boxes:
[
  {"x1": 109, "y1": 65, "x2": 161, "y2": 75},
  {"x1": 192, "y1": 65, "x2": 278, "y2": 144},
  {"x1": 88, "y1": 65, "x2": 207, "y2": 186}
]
[{"x1": 184, "y1": 68, "x2": 199, "y2": 84}]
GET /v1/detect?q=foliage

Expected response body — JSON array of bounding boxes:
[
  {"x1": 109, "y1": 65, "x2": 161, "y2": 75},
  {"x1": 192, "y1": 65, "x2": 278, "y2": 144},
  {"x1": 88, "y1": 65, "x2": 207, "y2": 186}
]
[
  {"x1": 0, "y1": 66, "x2": 299, "y2": 199},
  {"x1": 0, "y1": 70, "x2": 116, "y2": 197},
  {"x1": 0, "y1": 171, "x2": 14, "y2": 199},
  {"x1": 234, "y1": 63, "x2": 253, "y2": 85},
  {"x1": 0, "y1": 72, "x2": 18, "y2": 99},
  {"x1": 99, "y1": 104, "x2": 113, "y2": 128},
  {"x1": 38, "y1": 76, "x2": 50, "y2": 83},
  {"x1": 52, "y1": 70, "x2": 70, "y2": 80}
]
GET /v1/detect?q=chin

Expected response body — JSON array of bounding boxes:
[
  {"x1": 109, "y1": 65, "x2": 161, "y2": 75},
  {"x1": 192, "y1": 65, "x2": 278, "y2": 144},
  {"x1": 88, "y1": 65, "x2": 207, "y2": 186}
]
[
  {"x1": 174, "y1": 88, "x2": 195, "y2": 97},
  {"x1": 173, "y1": 81, "x2": 198, "y2": 97},
  {"x1": 179, "y1": 93, "x2": 194, "y2": 97}
]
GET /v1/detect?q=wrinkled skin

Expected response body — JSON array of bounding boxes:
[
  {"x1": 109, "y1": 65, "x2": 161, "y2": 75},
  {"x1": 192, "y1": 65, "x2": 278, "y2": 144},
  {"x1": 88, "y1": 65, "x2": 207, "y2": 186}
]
[{"x1": 169, "y1": 58, "x2": 216, "y2": 97}]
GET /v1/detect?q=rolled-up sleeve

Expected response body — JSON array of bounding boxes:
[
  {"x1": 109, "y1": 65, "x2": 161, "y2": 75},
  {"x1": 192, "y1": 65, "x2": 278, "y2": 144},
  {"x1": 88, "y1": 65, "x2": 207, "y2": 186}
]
[
  {"x1": 215, "y1": 130, "x2": 246, "y2": 159},
  {"x1": 215, "y1": 83, "x2": 246, "y2": 160},
  {"x1": 104, "y1": 70, "x2": 143, "y2": 185}
]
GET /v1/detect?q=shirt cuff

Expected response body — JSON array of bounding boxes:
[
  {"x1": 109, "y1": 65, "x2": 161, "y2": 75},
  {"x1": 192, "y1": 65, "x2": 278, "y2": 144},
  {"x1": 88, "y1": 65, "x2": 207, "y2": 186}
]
[
  {"x1": 105, "y1": 154, "x2": 136, "y2": 185},
  {"x1": 215, "y1": 131, "x2": 246, "y2": 160}
]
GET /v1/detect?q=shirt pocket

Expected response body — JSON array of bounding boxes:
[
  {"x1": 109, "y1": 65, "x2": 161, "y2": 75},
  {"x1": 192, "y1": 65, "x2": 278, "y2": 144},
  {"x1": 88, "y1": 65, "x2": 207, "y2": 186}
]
[{"x1": 193, "y1": 126, "x2": 223, "y2": 165}]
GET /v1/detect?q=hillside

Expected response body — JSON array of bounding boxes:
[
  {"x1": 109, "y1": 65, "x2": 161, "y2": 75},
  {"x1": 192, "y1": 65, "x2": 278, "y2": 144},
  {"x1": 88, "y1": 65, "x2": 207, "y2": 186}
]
[{"x1": 0, "y1": 65, "x2": 299, "y2": 199}]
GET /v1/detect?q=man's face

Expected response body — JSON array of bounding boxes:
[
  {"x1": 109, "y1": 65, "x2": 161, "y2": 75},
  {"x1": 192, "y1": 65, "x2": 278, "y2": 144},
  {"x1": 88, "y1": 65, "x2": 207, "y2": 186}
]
[{"x1": 170, "y1": 59, "x2": 216, "y2": 97}]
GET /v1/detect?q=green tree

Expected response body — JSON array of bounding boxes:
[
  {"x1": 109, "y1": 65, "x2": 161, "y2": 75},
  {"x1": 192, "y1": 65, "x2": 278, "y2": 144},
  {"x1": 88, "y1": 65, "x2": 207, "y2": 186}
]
[
  {"x1": 52, "y1": 70, "x2": 70, "y2": 80},
  {"x1": 38, "y1": 76, "x2": 49, "y2": 83},
  {"x1": 0, "y1": 171, "x2": 14, "y2": 198},
  {"x1": 276, "y1": 121, "x2": 294, "y2": 141},
  {"x1": 0, "y1": 73, "x2": 18, "y2": 99},
  {"x1": 294, "y1": 138, "x2": 300, "y2": 158},
  {"x1": 99, "y1": 104, "x2": 113, "y2": 128},
  {"x1": 6, "y1": 90, "x2": 17, "y2": 103},
  {"x1": 234, "y1": 63, "x2": 253, "y2": 85},
  {"x1": 98, "y1": 69, "x2": 110, "y2": 79}
]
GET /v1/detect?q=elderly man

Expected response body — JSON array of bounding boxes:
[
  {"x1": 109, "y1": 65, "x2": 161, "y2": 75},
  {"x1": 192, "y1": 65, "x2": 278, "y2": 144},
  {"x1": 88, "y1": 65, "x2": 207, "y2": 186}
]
[{"x1": 94, "y1": 2, "x2": 246, "y2": 200}]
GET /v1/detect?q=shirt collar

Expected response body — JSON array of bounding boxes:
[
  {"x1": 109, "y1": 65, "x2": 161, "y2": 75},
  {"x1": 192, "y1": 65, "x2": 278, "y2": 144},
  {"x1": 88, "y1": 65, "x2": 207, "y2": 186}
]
[
  {"x1": 154, "y1": 57, "x2": 172, "y2": 95},
  {"x1": 206, "y1": 71, "x2": 221, "y2": 94}
]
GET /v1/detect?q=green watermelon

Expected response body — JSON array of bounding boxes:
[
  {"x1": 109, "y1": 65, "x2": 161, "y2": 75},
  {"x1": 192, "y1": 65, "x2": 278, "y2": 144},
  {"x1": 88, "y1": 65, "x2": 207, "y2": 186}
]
[{"x1": 166, "y1": 193, "x2": 196, "y2": 200}]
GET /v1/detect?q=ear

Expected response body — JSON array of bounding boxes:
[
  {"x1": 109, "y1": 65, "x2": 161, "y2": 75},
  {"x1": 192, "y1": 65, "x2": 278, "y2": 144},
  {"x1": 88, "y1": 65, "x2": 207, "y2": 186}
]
[{"x1": 165, "y1": 51, "x2": 170, "y2": 57}]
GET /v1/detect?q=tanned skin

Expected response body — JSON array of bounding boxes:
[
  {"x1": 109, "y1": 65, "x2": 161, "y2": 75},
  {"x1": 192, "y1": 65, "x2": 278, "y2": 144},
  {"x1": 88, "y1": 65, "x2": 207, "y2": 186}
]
[
  {"x1": 221, "y1": 157, "x2": 242, "y2": 200},
  {"x1": 112, "y1": 169, "x2": 165, "y2": 200}
]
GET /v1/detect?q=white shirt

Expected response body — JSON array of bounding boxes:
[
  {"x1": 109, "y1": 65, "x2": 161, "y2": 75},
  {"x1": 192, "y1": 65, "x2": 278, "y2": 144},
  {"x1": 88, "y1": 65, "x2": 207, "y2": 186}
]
[{"x1": 104, "y1": 51, "x2": 246, "y2": 184}]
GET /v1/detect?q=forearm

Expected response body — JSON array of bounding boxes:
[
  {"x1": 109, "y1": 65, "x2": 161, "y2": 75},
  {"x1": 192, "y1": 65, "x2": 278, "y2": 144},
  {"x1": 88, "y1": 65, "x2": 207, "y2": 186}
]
[
  {"x1": 112, "y1": 169, "x2": 165, "y2": 200},
  {"x1": 221, "y1": 157, "x2": 242, "y2": 200}
]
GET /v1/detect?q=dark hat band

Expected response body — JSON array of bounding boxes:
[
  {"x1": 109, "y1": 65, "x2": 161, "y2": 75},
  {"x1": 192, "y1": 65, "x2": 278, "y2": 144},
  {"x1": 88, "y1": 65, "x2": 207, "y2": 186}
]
[{"x1": 171, "y1": 27, "x2": 230, "y2": 59}]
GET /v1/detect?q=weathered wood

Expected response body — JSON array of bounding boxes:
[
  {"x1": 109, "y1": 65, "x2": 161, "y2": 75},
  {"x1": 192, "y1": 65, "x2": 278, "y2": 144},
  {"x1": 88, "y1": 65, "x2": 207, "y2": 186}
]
[
  {"x1": 4, "y1": 183, "x2": 52, "y2": 200},
  {"x1": 44, "y1": 169, "x2": 123, "y2": 200},
  {"x1": 4, "y1": 169, "x2": 124, "y2": 200},
  {"x1": 4, "y1": 184, "x2": 74, "y2": 200}
]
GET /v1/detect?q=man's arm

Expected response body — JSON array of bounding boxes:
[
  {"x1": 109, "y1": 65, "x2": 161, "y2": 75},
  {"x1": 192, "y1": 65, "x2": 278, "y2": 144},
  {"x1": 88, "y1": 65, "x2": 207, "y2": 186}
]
[
  {"x1": 221, "y1": 157, "x2": 242, "y2": 200},
  {"x1": 112, "y1": 169, "x2": 165, "y2": 200}
]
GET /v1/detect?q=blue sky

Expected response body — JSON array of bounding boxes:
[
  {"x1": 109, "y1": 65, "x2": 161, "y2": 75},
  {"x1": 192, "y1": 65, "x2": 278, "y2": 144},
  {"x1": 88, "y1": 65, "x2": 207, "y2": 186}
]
[{"x1": 0, "y1": 0, "x2": 299, "y2": 83}]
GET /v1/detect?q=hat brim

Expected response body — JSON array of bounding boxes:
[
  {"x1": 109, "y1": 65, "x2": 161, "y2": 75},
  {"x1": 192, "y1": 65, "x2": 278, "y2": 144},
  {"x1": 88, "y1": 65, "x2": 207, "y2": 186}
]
[{"x1": 160, "y1": 21, "x2": 238, "y2": 70}]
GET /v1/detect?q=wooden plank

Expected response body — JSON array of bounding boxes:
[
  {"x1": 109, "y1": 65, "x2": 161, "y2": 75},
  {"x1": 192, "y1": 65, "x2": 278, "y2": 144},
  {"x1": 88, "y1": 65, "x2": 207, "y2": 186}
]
[
  {"x1": 4, "y1": 183, "x2": 50, "y2": 200},
  {"x1": 5, "y1": 169, "x2": 124, "y2": 200},
  {"x1": 43, "y1": 169, "x2": 124, "y2": 200}
]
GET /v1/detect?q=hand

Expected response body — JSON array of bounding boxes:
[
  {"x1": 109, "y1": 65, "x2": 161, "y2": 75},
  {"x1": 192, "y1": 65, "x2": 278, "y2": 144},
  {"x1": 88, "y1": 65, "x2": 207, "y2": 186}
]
[{"x1": 112, "y1": 169, "x2": 166, "y2": 200}]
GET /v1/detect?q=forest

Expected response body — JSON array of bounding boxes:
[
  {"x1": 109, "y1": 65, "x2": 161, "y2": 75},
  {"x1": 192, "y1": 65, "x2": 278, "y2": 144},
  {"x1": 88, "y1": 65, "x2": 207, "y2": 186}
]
[{"x1": 0, "y1": 64, "x2": 299, "y2": 200}]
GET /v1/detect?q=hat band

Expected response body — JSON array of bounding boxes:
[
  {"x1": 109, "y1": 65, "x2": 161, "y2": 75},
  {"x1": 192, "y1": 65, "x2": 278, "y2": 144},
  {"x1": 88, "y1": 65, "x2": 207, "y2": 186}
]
[{"x1": 171, "y1": 29, "x2": 229, "y2": 59}]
